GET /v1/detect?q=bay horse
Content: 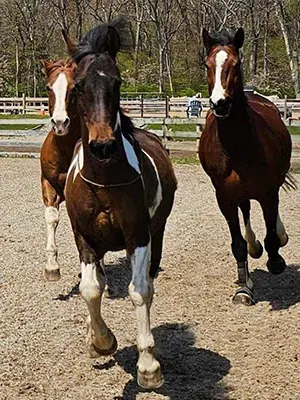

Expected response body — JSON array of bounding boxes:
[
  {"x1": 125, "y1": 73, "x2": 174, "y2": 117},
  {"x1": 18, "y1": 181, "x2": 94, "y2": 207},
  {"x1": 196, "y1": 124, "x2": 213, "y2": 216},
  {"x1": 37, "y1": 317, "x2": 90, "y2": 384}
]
[
  {"x1": 62, "y1": 19, "x2": 177, "y2": 389},
  {"x1": 40, "y1": 59, "x2": 80, "y2": 281},
  {"x1": 200, "y1": 28, "x2": 294, "y2": 305}
]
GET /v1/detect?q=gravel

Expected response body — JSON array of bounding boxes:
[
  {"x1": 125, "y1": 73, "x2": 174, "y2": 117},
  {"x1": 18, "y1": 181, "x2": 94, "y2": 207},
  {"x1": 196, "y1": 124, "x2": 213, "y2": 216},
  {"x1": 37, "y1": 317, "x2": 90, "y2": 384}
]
[{"x1": 1, "y1": 158, "x2": 300, "y2": 400}]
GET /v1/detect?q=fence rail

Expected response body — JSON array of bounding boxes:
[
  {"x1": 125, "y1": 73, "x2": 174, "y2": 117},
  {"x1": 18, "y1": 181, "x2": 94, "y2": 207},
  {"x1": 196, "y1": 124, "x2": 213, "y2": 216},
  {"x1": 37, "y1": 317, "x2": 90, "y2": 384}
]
[{"x1": 1, "y1": 94, "x2": 300, "y2": 120}]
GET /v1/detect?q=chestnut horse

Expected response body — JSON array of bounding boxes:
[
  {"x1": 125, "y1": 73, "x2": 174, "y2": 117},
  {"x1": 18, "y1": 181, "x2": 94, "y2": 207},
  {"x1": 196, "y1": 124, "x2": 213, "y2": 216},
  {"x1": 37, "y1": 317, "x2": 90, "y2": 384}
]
[
  {"x1": 200, "y1": 28, "x2": 294, "y2": 305},
  {"x1": 62, "y1": 19, "x2": 177, "y2": 389},
  {"x1": 40, "y1": 59, "x2": 80, "y2": 281}
]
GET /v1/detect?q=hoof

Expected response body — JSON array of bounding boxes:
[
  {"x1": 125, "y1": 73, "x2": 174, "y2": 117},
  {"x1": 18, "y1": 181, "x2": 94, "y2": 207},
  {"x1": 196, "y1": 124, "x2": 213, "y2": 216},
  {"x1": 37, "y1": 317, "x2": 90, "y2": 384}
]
[
  {"x1": 248, "y1": 240, "x2": 263, "y2": 259},
  {"x1": 137, "y1": 366, "x2": 164, "y2": 390},
  {"x1": 233, "y1": 287, "x2": 255, "y2": 306},
  {"x1": 279, "y1": 233, "x2": 289, "y2": 248},
  {"x1": 44, "y1": 268, "x2": 61, "y2": 281},
  {"x1": 88, "y1": 331, "x2": 118, "y2": 358},
  {"x1": 267, "y1": 255, "x2": 286, "y2": 275}
]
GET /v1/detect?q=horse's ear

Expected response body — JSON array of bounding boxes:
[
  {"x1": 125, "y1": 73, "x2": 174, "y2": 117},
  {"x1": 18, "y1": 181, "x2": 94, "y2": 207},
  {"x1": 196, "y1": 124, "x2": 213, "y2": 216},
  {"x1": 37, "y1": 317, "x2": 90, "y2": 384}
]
[
  {"x1": 234, "y1": 27, "x2": 244, "y2": 49},
  {"x1": 202, "y1": 28, "x2": 212, "y2": 54},
  {"x1": 41, "y1": 59, "x2": 51, "y2": 76},
  {"x1": 62, "y1": 29, "x2": 77, "y2": 56},
  {"x1": 106, "y1": 26, "x2": 121, "y2": 60}
]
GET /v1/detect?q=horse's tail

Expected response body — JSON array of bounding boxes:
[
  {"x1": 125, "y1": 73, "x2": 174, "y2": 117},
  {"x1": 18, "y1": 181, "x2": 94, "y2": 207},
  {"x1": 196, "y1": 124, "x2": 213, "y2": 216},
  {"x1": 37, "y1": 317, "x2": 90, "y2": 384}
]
[{"x1": 283, "y1": 171, "x2": 298, "y2": 191}]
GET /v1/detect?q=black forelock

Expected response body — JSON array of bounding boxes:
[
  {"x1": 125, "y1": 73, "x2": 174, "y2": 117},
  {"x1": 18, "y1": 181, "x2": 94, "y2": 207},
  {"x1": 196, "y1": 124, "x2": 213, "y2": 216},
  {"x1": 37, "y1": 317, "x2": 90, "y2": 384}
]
[
  {"x1": 73, "y1": 16, "x2": 132, "y2": 64},
  {"x1": 208, "y1": 29, "x2": 236, "y2": 47}
]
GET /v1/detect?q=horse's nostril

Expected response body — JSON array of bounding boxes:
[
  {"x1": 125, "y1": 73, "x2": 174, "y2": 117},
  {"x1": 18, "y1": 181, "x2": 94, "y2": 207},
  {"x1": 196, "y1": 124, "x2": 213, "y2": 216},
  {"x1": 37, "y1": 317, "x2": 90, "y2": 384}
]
[{"x1": 64, "y1": 117, "x2": 70, "y2": 128}]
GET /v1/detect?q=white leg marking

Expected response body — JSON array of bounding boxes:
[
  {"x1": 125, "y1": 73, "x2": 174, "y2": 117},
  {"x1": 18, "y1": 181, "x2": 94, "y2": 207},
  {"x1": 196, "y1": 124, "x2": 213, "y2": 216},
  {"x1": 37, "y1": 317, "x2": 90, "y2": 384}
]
[
  {"x1": 80, "y1": 262, "x2": 115, "y2": 355},
  {"x1": 129, "y1": 243, "x2": 163, "y2": 387},
  {"x1": 142, "y1": 150, "x2": 163, "y2": 218},
  {"x1": 45, "y1": 206, "x2": 59, "y2": 271},
  {"x1": 210, "y1": 50, "x2": 228, "y2": 105},
  {"x1": 245, "y1": 220, "x2": 261, "y2": 258},
  {"x1": 276, "y1": 214, "x2": 288, "y2": 247},
  {"x1": 52, "y1": 73, "x2": 68, "y2": 123}
]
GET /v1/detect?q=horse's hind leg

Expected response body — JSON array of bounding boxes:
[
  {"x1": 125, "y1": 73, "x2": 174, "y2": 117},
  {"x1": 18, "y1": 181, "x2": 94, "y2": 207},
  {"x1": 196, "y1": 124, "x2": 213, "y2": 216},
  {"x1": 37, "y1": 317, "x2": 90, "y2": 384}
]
[
  {"x1": 276, "y1": 214, "x2": 288, "y2": 247},
  {"x1": 239, "y1": 199, "x2": 263, "y2": 259},
  {"x1": 217, "y1": 193, "x2": 255, "y2": 305},
  {"x1": 149, "y1": 223, "x2": 166, "y2": 279},
  {"x1": 76, "y1": 234, "x2": 117, "y2": 357},
  {"x1": 42, "y1": 177, "x2": 61, "y2": 281},
  {"x1": 260, "y1": 192, "x2": 287, "y2": 274}
]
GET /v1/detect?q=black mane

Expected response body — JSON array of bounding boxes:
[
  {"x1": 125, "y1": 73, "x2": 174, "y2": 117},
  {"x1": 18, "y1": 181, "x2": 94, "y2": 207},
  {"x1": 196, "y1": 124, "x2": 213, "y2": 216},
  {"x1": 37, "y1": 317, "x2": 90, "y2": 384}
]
[
  {"x1": 208, "y1": 29, "x2": 236, "y2": 47},
  {"x1": 73, "y1": 17, "x2": 132, "y2": 63}
]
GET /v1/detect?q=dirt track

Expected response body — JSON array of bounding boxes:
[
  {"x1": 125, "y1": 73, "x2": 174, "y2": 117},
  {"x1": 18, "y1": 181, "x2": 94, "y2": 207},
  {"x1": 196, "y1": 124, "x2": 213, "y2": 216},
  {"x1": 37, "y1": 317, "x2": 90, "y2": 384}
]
[{"x1": 1, "y1": 158, "x2": 300, "y2": 400}]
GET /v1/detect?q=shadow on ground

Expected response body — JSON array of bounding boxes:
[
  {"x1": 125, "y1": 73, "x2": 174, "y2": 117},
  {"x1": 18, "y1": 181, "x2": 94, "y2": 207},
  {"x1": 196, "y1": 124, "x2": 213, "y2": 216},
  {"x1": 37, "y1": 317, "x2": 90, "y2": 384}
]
[
  {"x1": 104, "y1": 257, "x2": 131, "y2": 299},
  {"x1": 94, "y1": 323, "x2": 231, "y2": 400},
  {"x1": 251, "y1": 264, "x2": 300, "y2": 310},
  {"x1": 54, "y1": 281, "x2": 80, "y2": 301}
]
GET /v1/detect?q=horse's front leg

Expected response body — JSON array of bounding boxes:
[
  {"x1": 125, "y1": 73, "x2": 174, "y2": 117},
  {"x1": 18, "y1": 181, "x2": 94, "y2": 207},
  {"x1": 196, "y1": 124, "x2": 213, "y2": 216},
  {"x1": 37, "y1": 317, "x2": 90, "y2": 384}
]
[
  {"x1": 76, "y1": 233, "x2": 117, "y2": 357},
  {"x1": 126, "y1": 224, "x2": 163, "y2": 389},
  {"x1": 41, "y1": 177, "x2": 61, "y2": 281},
  {"x1": 216, "y1": 192, "x2": 255, "y2": 305}
]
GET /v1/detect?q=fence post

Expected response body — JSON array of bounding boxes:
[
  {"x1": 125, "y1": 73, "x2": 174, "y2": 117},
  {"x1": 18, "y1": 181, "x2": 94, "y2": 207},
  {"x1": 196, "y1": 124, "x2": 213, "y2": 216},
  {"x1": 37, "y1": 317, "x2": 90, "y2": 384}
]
[
  {"x1": 284, "y1": 95, "x2": 287, "y2": 120},
  {"x1": 22, "y1": 93, "x2": 26, "y2": 114},
  {"x1": 165, "y1": 95, "x2": 170, "y2": 118},
  {"x1": 140, "y1": 94, "x2": 144, "y2": 117}
]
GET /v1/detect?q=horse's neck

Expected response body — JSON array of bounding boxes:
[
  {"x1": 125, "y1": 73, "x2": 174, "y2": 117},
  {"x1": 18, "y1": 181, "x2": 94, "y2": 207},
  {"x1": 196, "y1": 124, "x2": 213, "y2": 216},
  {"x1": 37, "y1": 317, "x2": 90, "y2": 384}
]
[{"x1": 216, "y1": 95, "x2": 255, "y2": 155}]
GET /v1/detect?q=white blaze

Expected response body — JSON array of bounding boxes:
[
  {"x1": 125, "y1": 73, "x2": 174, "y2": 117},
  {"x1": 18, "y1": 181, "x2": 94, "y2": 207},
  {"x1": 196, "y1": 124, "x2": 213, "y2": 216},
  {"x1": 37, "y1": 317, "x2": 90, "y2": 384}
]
[
  {"x1": 52, "y1": 73, "x2": 68, "y2": 122},
  {"x1": 210, "y1": 50, "x2": 228, "y2": 105}
]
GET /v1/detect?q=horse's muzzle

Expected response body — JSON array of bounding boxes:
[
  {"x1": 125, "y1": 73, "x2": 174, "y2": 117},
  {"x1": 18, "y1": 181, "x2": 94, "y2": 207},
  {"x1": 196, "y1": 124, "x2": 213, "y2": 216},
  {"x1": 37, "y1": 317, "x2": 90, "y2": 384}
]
[
  {"x1": 210, "y1": 98, "x2": 232, "y2": 119},
  {"x1": 89, "y1": 139, "x2": 118, "y2": 160},
  {"x1": 51, "y1": 117, "x2": 70, "y2": 136}
]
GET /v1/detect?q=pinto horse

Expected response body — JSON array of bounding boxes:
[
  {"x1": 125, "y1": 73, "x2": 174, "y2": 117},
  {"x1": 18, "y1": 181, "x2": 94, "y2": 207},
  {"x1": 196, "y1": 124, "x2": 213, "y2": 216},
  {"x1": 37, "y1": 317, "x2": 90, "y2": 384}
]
[
  {"x1": 40, "y1": 59, "x2": 80, "y2": 281},
  {"x1": 62, "y1": 19, "x2": 177, "y2": 389},
  {"x1": 199, "y1": 28, "x2": 294, "y2": 305}
]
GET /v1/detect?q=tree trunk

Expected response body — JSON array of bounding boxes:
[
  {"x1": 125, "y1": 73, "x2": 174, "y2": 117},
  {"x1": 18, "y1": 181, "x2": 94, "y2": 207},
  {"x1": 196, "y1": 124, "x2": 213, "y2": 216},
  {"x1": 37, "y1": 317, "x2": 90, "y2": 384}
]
[
  {"x1": 275, "y1": 0, "x2": 300, "y2": 96},
  {"x1": 15, "y1": 41, "x2": 19, "y2": 97},
  {"x1": 165, "y1": 50, "x2": 173, "y2": 94},
  {"x1": 158, "y1": 45, "x2": 163, "y2": 93},
  {"x1": 133, "y1": 0, "x2": 144, "y2": 84},
  {"x1": 263, "y1": 11, "x2": 269, "y2": 80}
]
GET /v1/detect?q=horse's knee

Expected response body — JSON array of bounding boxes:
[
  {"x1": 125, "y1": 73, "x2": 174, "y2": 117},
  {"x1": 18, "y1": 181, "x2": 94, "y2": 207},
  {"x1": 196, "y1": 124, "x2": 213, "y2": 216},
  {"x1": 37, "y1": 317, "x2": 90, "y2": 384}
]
[
  {"x1": 45, "y1": 206, "x2": 59, "y2": 226},
  {"x1": 79, "y1": 262, "x2": 104, "y2": 302}
]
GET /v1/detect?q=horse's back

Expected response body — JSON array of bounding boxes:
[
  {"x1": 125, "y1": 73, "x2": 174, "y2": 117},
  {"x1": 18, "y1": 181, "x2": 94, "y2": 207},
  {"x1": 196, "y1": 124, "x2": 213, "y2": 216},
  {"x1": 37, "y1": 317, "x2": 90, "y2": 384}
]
[{"x1": 246, "y1": 93, "x2": 291, "y2": 176}]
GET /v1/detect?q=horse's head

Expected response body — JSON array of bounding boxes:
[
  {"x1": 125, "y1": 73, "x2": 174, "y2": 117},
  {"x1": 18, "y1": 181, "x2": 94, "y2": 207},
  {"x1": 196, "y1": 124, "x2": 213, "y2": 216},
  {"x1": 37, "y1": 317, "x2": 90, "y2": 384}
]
[
  {"x1": 62, "y1": 19, "x2": 131, "y2": 161},
  {"x1": 41, "y1": 59, "x2": 76, "y2": 136},
  {"x1": 202, "y1": 27, "x2": 244, "y2": 119}
]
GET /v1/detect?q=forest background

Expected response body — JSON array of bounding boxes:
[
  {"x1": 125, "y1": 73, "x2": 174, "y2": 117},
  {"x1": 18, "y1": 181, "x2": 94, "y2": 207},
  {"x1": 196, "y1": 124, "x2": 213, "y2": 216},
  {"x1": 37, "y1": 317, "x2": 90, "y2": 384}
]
[{"x1": 0, "y1": 0, "x2": 299, "y2": 98}]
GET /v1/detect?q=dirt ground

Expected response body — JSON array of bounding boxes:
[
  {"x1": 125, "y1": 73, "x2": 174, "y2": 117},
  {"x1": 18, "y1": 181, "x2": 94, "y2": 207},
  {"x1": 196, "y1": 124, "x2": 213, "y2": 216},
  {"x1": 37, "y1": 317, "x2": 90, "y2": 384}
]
[{"x1": 1, "y1": 159, "x2": 300, "y2": 400}]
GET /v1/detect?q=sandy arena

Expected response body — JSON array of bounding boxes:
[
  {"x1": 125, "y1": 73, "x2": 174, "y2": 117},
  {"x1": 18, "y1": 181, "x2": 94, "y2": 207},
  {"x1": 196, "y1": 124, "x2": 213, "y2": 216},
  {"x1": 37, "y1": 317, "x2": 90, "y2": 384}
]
[{"x1": 1, "y1": 158, "x2": 300, "y2": 400}]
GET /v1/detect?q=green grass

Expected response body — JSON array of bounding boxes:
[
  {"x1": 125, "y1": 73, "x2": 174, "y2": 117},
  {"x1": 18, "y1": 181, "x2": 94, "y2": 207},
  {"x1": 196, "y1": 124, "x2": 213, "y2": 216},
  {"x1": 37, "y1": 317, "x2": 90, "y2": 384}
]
[
  {"x1": 0, "y1": 114, "x2": 49, "y2": 119},
  {"x1": 288, "y1": 126, "x2": 300, "y2": 135},
  {"x1": 0, "y1": 124, "x2": 40, "y2": 130}
]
